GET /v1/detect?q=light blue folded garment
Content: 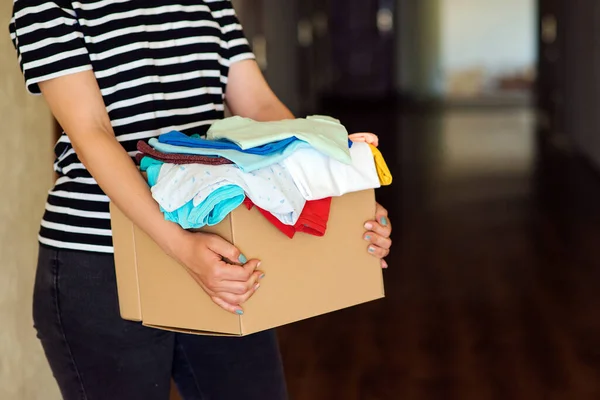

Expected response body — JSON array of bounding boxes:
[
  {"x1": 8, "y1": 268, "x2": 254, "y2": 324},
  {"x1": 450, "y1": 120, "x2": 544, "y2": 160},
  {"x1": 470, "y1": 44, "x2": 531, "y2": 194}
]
[
  {"x1": 146, "y1": 164, "x2": 245, "y2": 229},
  {"x1": 148, "y1": 137, "x2": 309, "y2": 173}
]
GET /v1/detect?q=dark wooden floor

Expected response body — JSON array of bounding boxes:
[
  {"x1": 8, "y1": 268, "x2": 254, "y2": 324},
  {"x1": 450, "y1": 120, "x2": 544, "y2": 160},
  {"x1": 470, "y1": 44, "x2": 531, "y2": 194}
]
[{"x1": 277, "y1": 105, "x2": 600, "y2": 400}]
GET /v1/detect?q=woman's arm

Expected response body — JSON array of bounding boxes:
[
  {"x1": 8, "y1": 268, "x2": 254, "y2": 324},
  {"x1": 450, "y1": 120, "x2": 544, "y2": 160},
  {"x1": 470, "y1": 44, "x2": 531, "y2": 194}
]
[
  {"x1": 41, "y1": 72, "x2": 181, "y2": 255},
  {"x1": 225, "y1": 60, "x2": 294, "y2": 120},
  {"x1": 39, "y1": 70, "x2": 263, "y2": 314}
]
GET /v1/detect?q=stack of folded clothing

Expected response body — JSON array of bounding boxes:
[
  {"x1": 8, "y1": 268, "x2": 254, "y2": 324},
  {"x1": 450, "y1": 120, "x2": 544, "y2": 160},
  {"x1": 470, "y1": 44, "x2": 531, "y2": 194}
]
[{"x1": 136, "y1": 115, "x2": 392, "y2": 238}]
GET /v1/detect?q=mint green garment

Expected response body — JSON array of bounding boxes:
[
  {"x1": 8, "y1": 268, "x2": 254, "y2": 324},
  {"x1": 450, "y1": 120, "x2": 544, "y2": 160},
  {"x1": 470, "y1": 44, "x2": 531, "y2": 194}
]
[
  {"x1": 146, "y1": 163, "x2": 245, "y2": 229},
  {"x1": 148, "y1": 138, "x2": 309, "y2": 173},
  {"x1": 206, "y1": 115, "x2": 352, "y2": 164}
]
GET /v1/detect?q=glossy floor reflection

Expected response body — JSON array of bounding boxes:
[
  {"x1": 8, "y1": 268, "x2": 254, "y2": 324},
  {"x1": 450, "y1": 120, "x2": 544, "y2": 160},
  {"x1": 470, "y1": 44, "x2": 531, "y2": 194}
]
[{"x1": 277, "y1": 105, "x2": 600, "y2": 400}]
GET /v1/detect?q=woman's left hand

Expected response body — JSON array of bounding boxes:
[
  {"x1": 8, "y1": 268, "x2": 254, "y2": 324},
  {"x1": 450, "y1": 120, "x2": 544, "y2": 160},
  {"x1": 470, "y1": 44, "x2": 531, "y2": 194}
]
[{"x1": 364, "y1": 202, "x2": 392, "y2": 269}]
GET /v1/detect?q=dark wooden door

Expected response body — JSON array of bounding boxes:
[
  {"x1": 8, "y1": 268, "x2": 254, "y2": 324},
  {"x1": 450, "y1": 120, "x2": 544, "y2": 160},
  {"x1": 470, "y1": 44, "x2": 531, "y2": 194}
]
[
  {"x1": 537, "y1": 0, "x2": 600, "y2": 170},
  {"x1": 562, "y1": 0, "x2": 600, "y2": 167},
  {"x1": 327, "y1": 0, "x2": 395, "y2": 99},
  {"x1": 536, "y1": 0, "x2": 566, "y2": 137}
]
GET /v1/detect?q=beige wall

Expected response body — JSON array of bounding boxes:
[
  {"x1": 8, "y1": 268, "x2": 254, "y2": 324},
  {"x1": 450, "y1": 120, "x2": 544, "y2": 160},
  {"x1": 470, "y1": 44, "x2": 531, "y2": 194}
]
[{"x1": 0, "y1": 4, "x2": 60, "y2": 400}]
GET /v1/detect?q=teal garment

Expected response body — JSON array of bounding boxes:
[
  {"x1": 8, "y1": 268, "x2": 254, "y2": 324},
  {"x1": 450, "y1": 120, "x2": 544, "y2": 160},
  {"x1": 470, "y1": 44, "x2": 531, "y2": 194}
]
[
  {"x1": 139, "y1": 156, "x2": 162, "y2": 172},
  {"x1": 206, "y1": 115, "x2": 352, "y2": 164},
  {"x1": 146, "y1": 164, "x2": 245, "y2": 229},
  {"x1": 148, "y1": 138, "x2": 309, "y2": 173}
]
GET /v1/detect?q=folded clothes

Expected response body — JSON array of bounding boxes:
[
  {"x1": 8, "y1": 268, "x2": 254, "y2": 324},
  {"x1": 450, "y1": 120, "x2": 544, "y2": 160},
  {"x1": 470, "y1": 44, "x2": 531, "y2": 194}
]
[
  {"x1": 349, "y1": 132, "x2": 379, "y2": 147},
  {"x1": 369, "y1": 144, "x2": 392, "y2": 186},
  {"x1": 136, "y1": 140, "x2": 233, "y2": 166},
  {"x1": 207, "y1": 115, "x2": 352, "y2": 164},
  {"x1": 146, "y1": 164, "x2": 245, "y2": 229},
  {"x1": 243, "y1": 197, "x2": 332, "y2": 239},
  {"x1": 282, "y1": 141, "x2": 381, "y2": 200},
  {"x1": 151, "y1": 162, "x2": 306, "y2": 226},
  {"x1": 158, "y1": 131, "x2": 299, "y2": 155},
  {"x1": 148, "y1": 138, "x2": 310, "y2": 173}
]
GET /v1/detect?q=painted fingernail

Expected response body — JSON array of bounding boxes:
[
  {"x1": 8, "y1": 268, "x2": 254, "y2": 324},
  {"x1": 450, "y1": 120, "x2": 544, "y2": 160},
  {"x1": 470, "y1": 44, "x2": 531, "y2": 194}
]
[
  {"x1": 235, "y1": 309, "x2": 244, "y2": 315},
  {"x1": 365, "y1": 235, "x2": 371, "y2": 241},
  {"x1": 368, "y1": 247, "x2": 375, "y2": 253},
  {"x1": 238, "y1": 254, "x2": 247, "y2": 264},
  {"x1": 259, "y1": 273, "x2": 266, "y2": 280},
  {"x1": 364, "y1": 223, "x2": 373, "y2": 230},
  {"x1": 380, "y1": 217, "x2": 388, "y2": 226}
]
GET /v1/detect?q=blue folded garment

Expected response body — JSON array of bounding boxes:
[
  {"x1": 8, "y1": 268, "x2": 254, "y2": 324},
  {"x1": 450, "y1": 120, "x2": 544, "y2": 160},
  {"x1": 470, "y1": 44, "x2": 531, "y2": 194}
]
[
  {"x1": 146, "y1": 164, "x2": 245, "y2": 229},
  {"x1": 148, "y1": 138, "x2": 309, "y2": 173},
  {"x1": 158, "y1": 131, "x2": 299, "y2": 155}
]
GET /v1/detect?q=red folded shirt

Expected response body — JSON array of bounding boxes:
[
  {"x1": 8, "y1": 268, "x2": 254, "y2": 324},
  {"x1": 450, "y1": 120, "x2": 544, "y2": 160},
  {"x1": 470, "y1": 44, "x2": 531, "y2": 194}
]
[{"x1": 243, "y1": 197, "x2": 332, "y2": 238}]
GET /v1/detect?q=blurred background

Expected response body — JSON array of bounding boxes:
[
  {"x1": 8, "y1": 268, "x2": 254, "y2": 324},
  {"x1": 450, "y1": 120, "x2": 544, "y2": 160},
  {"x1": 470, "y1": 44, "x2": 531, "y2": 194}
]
[{"x1": 2, "y1": 0, "x2": 600, "y2": 399}]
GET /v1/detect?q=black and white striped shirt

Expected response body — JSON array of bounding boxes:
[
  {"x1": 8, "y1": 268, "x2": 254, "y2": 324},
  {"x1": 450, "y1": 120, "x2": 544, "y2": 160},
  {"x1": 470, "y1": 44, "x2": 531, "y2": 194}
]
[{"x1": 9, "y1": 0, "x2": 254, "y2": 253}]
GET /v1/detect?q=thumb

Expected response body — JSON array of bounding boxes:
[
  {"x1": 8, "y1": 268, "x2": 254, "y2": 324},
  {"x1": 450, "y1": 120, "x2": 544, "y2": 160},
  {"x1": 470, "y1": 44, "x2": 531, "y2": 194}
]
[
  {"x1": 206, "y1": 235, "x2": 247, "y2": 265},
  {"x1": 374, "y1": 202, "x2": 389, "y2": 227}
]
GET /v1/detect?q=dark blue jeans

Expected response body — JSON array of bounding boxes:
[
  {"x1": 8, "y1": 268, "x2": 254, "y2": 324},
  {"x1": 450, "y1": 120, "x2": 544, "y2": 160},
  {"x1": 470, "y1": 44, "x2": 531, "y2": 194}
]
[{"x1": 33, "y1": 245, "x2": 288, "y2": 400}]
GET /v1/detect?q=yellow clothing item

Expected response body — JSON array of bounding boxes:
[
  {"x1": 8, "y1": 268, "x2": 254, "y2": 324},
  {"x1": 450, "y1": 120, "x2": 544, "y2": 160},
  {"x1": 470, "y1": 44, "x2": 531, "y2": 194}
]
[{"x1": 369, "y1": 144, "x2": 392, "y2": 186}]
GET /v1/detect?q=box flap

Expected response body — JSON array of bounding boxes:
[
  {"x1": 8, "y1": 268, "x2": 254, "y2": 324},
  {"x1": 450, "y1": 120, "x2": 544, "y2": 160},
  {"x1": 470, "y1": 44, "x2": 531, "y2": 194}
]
[{"x1": 110, "y1": 203, "x2": 142, "y2": 321}]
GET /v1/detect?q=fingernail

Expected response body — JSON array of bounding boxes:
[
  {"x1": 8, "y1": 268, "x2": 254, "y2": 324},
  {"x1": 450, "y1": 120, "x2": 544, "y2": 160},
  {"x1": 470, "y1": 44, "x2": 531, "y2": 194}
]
[
  {"x1": 380, "y1": 217, "x2": 388, "y2": 226},
  {"x1": 365, "y1": 235, "x2": 371, "y2": 241},
  {"x1": 368, "y1": 247, "x2": 375, "y2": 253},
  {"x1": 254, "y1": 283, "x2": 261, "y2": 291},
  {"x1": 364, "y1": 223, "x2": 373, "y2": 230},
  {"x1": 382, "y1": 260, "x2": 388, "y2": 269},
  {"x1": 255, "y1": 261, "x2": 261, "y2": 270},
  {"x1": 238, "y1": 254, "x2": 247, "y2": 264},
  {"x1": 259, "y1": 273, "x2": 265, "y2": 280},
  {"x1": 235, "y1": 309, "x2": 244, "y2": 315}
]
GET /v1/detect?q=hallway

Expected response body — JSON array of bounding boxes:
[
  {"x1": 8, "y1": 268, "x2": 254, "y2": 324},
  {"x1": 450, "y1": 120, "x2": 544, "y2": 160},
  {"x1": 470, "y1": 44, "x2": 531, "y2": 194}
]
[{"x1": 277, "y1": 106, "x2": 600, "y2": 399}]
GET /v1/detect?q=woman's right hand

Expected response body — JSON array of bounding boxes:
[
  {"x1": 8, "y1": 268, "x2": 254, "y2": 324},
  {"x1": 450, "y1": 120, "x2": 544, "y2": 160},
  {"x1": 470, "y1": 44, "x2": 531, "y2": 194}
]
[{"x1": 172, "y1": 231, "x2": 264, "y2": 315}]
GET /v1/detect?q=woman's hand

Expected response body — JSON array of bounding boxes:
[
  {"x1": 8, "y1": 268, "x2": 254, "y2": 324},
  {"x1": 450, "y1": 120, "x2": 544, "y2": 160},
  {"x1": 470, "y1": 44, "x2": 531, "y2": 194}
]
[
  {"x1": 364, "y1": 202, "x2": 392, "y2": 269},
  {"x1": 172, "y1": 231, "x2": 264, "y2": 315}
]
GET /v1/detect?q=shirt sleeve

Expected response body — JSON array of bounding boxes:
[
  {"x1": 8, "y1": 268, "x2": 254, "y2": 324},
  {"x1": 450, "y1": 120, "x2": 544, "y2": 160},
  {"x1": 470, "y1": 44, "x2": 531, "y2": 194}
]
[
  {"x1": 214, "y1": 1, "x2": 255, "y2": 64},
  {"x1": 9, "y1": 0, "x2": 92, "y2": 95}
]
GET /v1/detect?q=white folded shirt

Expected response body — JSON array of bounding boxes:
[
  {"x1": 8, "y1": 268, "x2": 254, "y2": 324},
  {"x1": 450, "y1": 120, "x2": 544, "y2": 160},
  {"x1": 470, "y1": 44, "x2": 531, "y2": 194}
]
[{"x1": 282, "y1": 141, "x2": 381, "y2": 200}]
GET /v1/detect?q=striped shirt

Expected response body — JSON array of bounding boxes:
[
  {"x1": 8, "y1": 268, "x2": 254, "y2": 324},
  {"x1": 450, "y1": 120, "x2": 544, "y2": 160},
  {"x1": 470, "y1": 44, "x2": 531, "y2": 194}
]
[{"x1": 9, "y1": 0, "x2": 255, "y2": 253}]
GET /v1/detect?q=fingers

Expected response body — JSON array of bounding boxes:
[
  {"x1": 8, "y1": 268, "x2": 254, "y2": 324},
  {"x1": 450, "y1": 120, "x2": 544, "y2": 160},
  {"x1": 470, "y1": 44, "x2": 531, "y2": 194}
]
[
  {"x1": 196, "y1": 268, "x2": 263, "y2": 315},
  {"x1": 364, "y1": 203, "x2": 392, "y2": 263},
  {"x1": 211, "y1": 296, "x2": 244, "y2": 315},
  {"x1": 367, "y1": 243, "x2": 390, "y2": 259},
  {"x1": 365, "y1": 203, "x2": 392, "y2": 238},
  {"x1": 375, "y1": 202, "x2": 388, "y2": 218},
  {"x1": 213, "y1": 281, "x2": 261, "y2": 313},
  {"x1": 217, "y1": 259, "x2": 262, "y2": 282},
  {"x1": 213, "y1": 270, "x2": 264, "y2": 295},
  {"x1": 206, "y1": 234, "x2": 247, "y2": 265},
  {"x1": 364, "y1": 219, "x2": 391, "y2": 239},
  {"x1": 364, "y1": 231, "x2": 392, "y2": 251}
]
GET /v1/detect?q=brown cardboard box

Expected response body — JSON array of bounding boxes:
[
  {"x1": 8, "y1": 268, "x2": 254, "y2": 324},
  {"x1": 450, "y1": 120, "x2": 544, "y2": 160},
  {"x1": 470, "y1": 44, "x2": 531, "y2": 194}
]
[{"x1": 110, "y1": 189, "x2": 385, "y2": 336}]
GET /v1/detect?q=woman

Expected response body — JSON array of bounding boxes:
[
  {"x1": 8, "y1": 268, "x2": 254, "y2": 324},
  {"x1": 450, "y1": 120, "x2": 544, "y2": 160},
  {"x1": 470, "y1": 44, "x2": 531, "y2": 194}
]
[{"x1": 9, "y1": 0, "x2": 393, "y2": 398}]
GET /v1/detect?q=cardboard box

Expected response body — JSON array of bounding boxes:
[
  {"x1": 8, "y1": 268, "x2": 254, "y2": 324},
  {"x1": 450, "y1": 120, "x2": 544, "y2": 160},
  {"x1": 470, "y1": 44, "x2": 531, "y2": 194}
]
[{"x1": 110, "y1": 189, "x2": 385, "y2": 336}]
